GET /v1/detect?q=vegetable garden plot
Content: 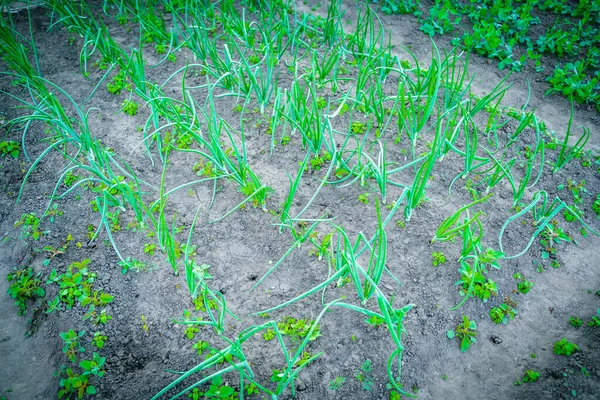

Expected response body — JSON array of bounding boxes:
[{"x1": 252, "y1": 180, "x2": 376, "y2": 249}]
[{"x1": 0, "y1": 1, "x2": 599, "y2": 399}]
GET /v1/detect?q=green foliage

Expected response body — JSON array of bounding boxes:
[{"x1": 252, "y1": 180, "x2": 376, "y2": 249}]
[
  {"x1": 490, "y1": 302, "x2": 518, "y2": 324},
  {"x1": 446, "y1": 315, "x2": 477, "y2": 352},
  {"x1": 418, "y1": 0, "x2": 461, "y2": 36},
  {"x1": 589, "y1": 309, "x2": 600, "y2": 327},
  {"x1": 365, "y1": 314, "x2": 385, "y2": 327},
  {"x1": 569, "y1": 316, "x2": 583, "y2": 327},
  {"x1": 546, "y1": 61, "x2": 599, "y2": 105},
  {"x1": 431, "y1": 251, "x2": 446, "y2": 266},
  {"x1": 456, "y1": 263, "x2": 497, "y2": 303},
  {"x1": 553, "y1": 338, "x2": 579, "y2": 356},
  {"x1": 277, "y1": 315, "x2": 321, "y2": 342},
  {"x1": 144, "y1": 243, "x2": 157, "y2": 255},
  {"x1": 6, "y1": 266, "x2": 45, "y2": 315},
  {"x1": 381, "y1": 0, "x2": 420, "y2": 15},
  {"x1": 106, "y1": 70, "x2": 131, "y2": 95},
  {"x1": 592, "y1": 195, "x2": 600, "y2": 217},
  {"x1": 262, "y1": 328, "x2": 276, "y2": 341},
  {"x1": 521, "y1": 369, "x2": 540, "y2": 383},
  {"x1": 60, "y1": 330, "x2": 86, "y2": 362},
  {"x1": 355, "y1": 359, "x2": 374, "y2": 391},
  {"x1": 350, "y1": 121, "x2": 366, "y2": 134},
  {"x1": 121, "y1": 99, "x2": 139, "y2": 116},
  {"x1": 14, "y1": 213, "x2": 42, "y2": 240},
  {"x1": 513, "y1": 273, "x2": 534, "y2": 294},
  {"x1": 329, "y1": 376, "x2": 346, "y2": 391},
  {"x1": 192, "y1": 340, "x2": 210, "y2": 356},
  {"x1": 0, "y1": 140, "x2": 20, "y2": 158},
  {"x1": 358, "y1": 192, "x2": 369, "y2": 205},
  {"x1": 92, "y1": 332, "x2": 107, "y2": 349},
  {"x1": 63, "y1": 171, "x2": 79, "y2": 187}
]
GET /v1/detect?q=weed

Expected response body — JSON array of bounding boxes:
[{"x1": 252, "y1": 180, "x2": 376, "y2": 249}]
[
  {"x1": 365, "y1": 314, "x2": 385, "y2": 327},
  {"x1": 553, "y1": 338, "x2": 579, "y2": 356},
  {"x1": 118, "y1": 257, "x2": 147, "y2": 274},
  {"x1": 351, "y1": 121, "x2": 366, "y2": 134},
  {"x1": 121, "y1": 99, "x2": 139, "y2": 116},
  {"x1": 329, "y1": 376, "x2": 346, "y2": 390},
  {"x1": 589, "y1": 309, "x2": 600, "y2": 327},
  {"x1": 358, "y1": 192, "x2": 369, "y2": 205},
  {"x1": 515, "y1": 369, "x2": 540, "y2": 385},
  {"x1": 262, "y1": 328, "x2": 276, "y2": 341},
  {"x1": 278, "y1": 315, "x2": 321, "y2": 343},
  {"x1": 355, "y1": 359, "x2": 374, "y2": 391},
  {"x1": 0, "y1": 140, "x2": 20, "y2": 158},
  {"x1": 569, "y1": 317, "x2": 583, "y2": 327},
  {"x1": 46, "y1": 259, "x2": 110, "y2": 319},
  {"x1": 144, "y1": 243, "x2": 157, "y2": 255},
  {"x1": 6, "y1": 266, "x2": 45, "y2": 315},
  {"x1": 141, "y1": 315, "x2": 149, "y2": 332},
  {"x1": 14, "y1": 213, "x2": 42, "y2": 240},
  {"x1": 92, "y1": 332, "x2": 107, "y2": 349},
  {"x1": 513, "y1": 273, "x2": 534, "y2": 294},
  {"x1": 490, "y1": 302, "x2": 518, "y2": 324},
  {"x1": 431, "y1": 251, "x2": 446, "y2": 266},
  {"x1": 447, "y1": 316, "x2": 477, "y2": 352}
]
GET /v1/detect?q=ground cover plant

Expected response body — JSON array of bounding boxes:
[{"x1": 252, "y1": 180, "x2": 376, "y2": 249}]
[{"x1": 0, "y1": 0, "x2": 599, "y2": 399}]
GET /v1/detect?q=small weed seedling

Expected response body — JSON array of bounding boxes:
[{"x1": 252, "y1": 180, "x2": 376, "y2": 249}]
[
  {"x1": 589, "y1": 309, "x2": 600, "y2": 327},
  {"x1": 329, "y1": 376, "x2": 346, "y2": 391},
  {"x1": 121, "y1": 100, "x2": 139, "y2": 116},
  {"x1": 14, "y1": 213, "x2": 42, "y2": 240},
  {"x1": 569, "y1": 317, "x2": 583, "y2": 328},
  {"x1": 513, "y1": 272, "x2": 534, "y2": 294},
  {"x1": 277, "y1": 315, "x2": 321, "y2": 344},
  {"x1": 6, "y1": 266, "x2": 45, "y2": 315},
  {"x1": 553, "y1": 338, "x2": 579, "y2": 356},
  {"x1": 490, "y1": 297, "x2": 518, "y2": 324},
  {"x1": 365, "y1": 314, "x2": 385, "y2": 327},
  {"x1": 358, "y1": 192, "x2": 369, "y2": 205},
  {"x1": 355, "y1": 359, "x2": 374, "y2": 391},
  {"x1": 515, "y1": 369, "x2": 540, "y2": 385},
  {"x1": 92, "y1": 332, "x2": 107, "y2": 349},
  {"x1": 60, "y1": 329, "x2": 86, "y2": 362},
  {"x1": 447, "y1": 315, "x2": 477, "y2": 352},
  {"x1": 0, "y1": 140, "x2": 20, "y2": 158},
  {"x1": 431, "y1": 251, "x2": 447, "y2": 266}
]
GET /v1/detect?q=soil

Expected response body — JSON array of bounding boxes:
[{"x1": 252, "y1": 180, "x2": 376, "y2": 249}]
[{"x1": 1, "y1": 1, "x2": 599, "y2": 400}]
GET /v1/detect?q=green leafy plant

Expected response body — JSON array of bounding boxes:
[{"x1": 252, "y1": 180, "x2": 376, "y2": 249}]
[
  {"x1": 514, "y1": 273, "x2": 534, "y2": 294},
  {"x1": 121, "y1": 99, "x2": 139, "y2": 116},
  {"x1": 60, "y1": 329, "x2": 86, "y2": 362},
  {"x1": 329, "y1": 376, "x2": 346, "y2": 391},
  {"x1": 447, "y1": 315, "x2": 477, "y2": 352},
  {"x1": 201, "y1": 375, "x2": 236, "y2": 399},
  {"x1": 431, "y1": 251, "x2": 446, "y2": 266},
  {"x1": 589, "y1": 309, "x2": 600, "y2": 327},
  {"x1": 0, "y1": 140, "x2": 20, "y2": 158},
  {"x1": 14, "y1": 213, "x2": 42, "y2": 240},
  {"x1": 553, "y1": 338, "x2": 579, "y2": 356},
  {"x1": 516, "y1": 369, "x2": 540, "y2": 384},
  {"x1": 365, "y1": 314, "x2": 385, "y2": 327},
  {"x1": 144, "y1": 243, "x2": 157, "y2": 255},
  {"x1": 490, "y1": 302, "x2": 518, "y2": 324},
  {"x1": 263, "y1": 328, "x2": 276, "y2": 341},
  {"x1": 277, "y1": 315, "x2": 321, "y2": 343},
  {"x1": 92, "y1": 332, "x2": 107, "y2": 349},
  {"x1": 358, "y1": 192, "x2": 369, "y2": 205},
  {"x1": 419, "y1": 0, "x2": 461, "y2": 36},
  {"x1": 569, "y1": 317, "x2": 583, "y2": 328},
  {"x1": 355, "y1": 359, "x2": 374, "y2": 391},
  {"x1": 6, "y1": 266, "x2": 45, "y2": 315}
]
